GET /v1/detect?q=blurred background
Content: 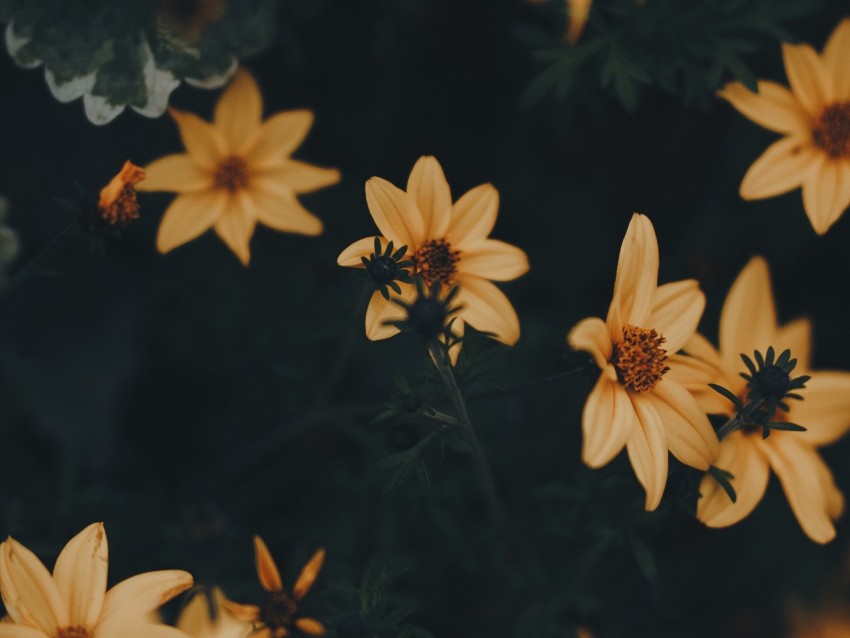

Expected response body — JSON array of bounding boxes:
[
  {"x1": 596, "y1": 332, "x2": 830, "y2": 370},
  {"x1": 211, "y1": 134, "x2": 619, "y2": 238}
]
[{"x1": 1, "y1": 1, "x2": 849, "y2": 636}]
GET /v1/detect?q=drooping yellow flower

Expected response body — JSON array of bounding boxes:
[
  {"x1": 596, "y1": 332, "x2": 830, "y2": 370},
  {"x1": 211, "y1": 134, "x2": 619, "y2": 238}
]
[
  {"x1": 719, "y1": 18, "x2": 850, "y2": 234},
  {"x1": 221, "y1": 536, "x2": 325, "y2": 637},
  {"x1": 669, "y1": 257, "x2": 850, "y2": 543},
  {"x1": 177, "y1": 587, "x2": 252, "y2": 638},
  {"x1": 137, "y1": 68, "x2": 340, "y2": 265},
  {"x1": 567, "y1": 214, "x2": 719, "y2": 510},
  {"x1": 337, "y1": 156, "x2": 529, "y2": 352},
  {"x1": 565, "y1": 0, "x2": 592, "y2": 45},
  {"x1": 0, "y1": 522, "x2": 193, "y2": 638},
  {"x1": 98, "y1": 160, "x2": 146, "y2": 226}
]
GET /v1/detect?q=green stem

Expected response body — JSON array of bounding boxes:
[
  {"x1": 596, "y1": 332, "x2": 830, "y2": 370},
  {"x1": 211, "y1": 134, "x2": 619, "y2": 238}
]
[
  {"x1": 428, "y1": 342, "x2": 505, "y2": 526},
  {"x1": 716, "y1": 398, "x2": 765, "y2": 441}
]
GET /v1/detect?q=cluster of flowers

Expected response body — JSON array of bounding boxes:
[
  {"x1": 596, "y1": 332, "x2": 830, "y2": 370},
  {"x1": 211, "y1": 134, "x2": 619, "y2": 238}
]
[
  {"x1": 92, "y1": 18, "x2": 850, "y2": 545},
  {"x1": 0, "y1": 524, "x2": 325, "y2": 638}
]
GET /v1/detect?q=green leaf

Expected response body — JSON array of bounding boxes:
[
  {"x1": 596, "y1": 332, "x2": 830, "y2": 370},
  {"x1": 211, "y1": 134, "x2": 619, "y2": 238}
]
[{"x1": 628, "y1": 533, "x2": 658, "y2": 583}]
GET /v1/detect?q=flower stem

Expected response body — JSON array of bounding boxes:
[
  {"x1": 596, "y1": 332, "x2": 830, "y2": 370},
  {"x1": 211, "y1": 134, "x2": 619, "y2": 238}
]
[
  {"x1": 716, "y1": 398, "x2": 765, "y2": 440},
  {"x1": 321, "y1": 281, "x2": 373, "y2": 401},
  {"x1": 428, "y1": 341, "x2": 505, "y2": 526}
]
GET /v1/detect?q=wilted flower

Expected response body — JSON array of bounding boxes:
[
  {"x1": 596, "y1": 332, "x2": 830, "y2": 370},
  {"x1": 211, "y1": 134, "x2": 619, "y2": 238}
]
[
  {"x1": 567, "y1": 213, "x2": 718, "y2": 510},
  {"x1": 669, "y1": 256, "x2": 850, "y2": 543},
  {"x1": 337, "y1": 156, "x2": 528, "y2": 353},
  {"x1": 138, "y1": 68, "x2": 340, "y2": 265},
  {"x1": 98, "y1": 161, "x2": 146, "y2": 226},
  {"x1": 0, "y1": 522, "x2": 193, "y2": 638},
  {"x1": 719, "y1": 18, "x2": 850, "y2": 234},
  {"x1": 222, "y1": 536, "x2": 326, "y2": 637}
]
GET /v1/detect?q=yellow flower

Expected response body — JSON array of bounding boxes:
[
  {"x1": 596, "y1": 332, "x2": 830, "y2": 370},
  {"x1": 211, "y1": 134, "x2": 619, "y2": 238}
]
[
  {"x1": 565, "y1": 0, "x2": 592, "y2": 45},
  {"x1": 567, "y1": 214, "x2": 718, "y2": 510},
  {"x1": 137, "y1": 68, "x2": 340, "y2": 265},
  {"x1": 337, "y1": 156, "x2": 529, "y2": 351},
  {"x1": 718, "y1": 18, "x2": 850, "y2": 234},
  {"x1": 98, "y1": 160, "x2": 146, "y2": 226},
  {"x1": 669, "y1": 256, "x2": 850, "y2": 543},
  {"x1": 221, "y1": 536, "x2": 325, "y2": 637},
  {"x1": 177, "y1": 587, "x2": 252, "y2": 638},
  {"x1": 0, "y1": 522, "x2": 193, "y2": 638}
]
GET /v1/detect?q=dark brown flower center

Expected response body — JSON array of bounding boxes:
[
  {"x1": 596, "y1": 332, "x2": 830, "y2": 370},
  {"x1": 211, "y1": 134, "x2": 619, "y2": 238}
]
[
  {"x1": 213, "y1": 156, "x2": 250, "y2": 192},
  {"x1": 611, "y1": 325, "x2": 670, "y2": 393},
  {"x1": 100, "y1": 184, "x2": 141, "y2": 226},
  {"x1": 413, "y1": 238, "x2": 460, "y2": 286},
  {"x1": 259, "y1": 590, "x2": 298, "y2": 631},
  {"x1": 812, "y1": 102, "x2": 850, "y2": 158},
  {"x1": 57, "y1": 627, "x2": 92, "y2": 638}
]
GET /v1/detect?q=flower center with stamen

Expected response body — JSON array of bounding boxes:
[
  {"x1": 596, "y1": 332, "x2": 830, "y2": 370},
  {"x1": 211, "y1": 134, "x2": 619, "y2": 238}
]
[
  {"x1": 611, "y1": 325, "x2": 670, "y2": 393},
  {"x1": 812, "y1": 102, "x2": 850, "y2": 158},
  {"x1": 57, "y1": 627, "x2": 92, "y2": 638},
  {"x1": 259, "y1": 590, "x2": 298, "y2": 631},
  {"x1": 213, "y1": 156, "x2": 250, "y2": 192},
  {"x1": 413, "y1": 238, "x2": 460, "y2": 286},
  {"x1": 100, "y1": 185, "x2": 140, "y2": 226}
]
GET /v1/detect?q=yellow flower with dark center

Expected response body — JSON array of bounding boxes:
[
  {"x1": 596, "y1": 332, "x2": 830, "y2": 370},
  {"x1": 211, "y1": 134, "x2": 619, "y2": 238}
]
[
  {"x1": 719, "y1": 19, "x2": 850, "y2": 234},
  {"x1": 567, "y1": 214, "x2": 719, "y2": 510},
  {"x1": 98, "y1": 161, "x2": 146, "y2": 226},
  {"x1": 0, "y1": 523, "x2": 193, "y2": 638},
  {"x1": 137, "y1": 68, "x2": 340, "y2": 265},
  {"x1": 177, "y1": 587, "x2": 252, "y2": 638},
  {"x1": 337, "y1": 156, "x2": 529, "y2": 351},
  {"x1": 667, "y1": 257, "x2": 850, "y2": 543},
  {"x1": 221, "y1": 536, "x2": 325, "y2": 637}
]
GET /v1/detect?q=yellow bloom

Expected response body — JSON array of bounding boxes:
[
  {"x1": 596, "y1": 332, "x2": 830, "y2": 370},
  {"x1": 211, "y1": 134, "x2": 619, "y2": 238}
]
[
  {"x1": 98, "y1": 160, "x2": 146, "y2": 226},
  {"x1": 337, "y1": 156, "x2": 529, "y2": 351},
  {"x1": 137, "y1": 68, "x2": 340, "y2": 265},
  {"x1": 669, "y1": 257, "x2": 850, "y2": 543},
  {"x1": 0, "y1": 522, "x2": 193, "y2": 638},
  {"x1": 719, "y1": 18, "x2": 850, "y2": 234},
  {"x1": 177, "y1": 587, "x2": 252, "y2": 638},
  {"x1": 567, "y1": 214, "x2": 718, "y2": 510},
  {"x1": 221, "y1": 536, "x2": 325, "y2": 637},
  {"x1": 565, "y1": 0, "x2": 592, "y2": 45}
]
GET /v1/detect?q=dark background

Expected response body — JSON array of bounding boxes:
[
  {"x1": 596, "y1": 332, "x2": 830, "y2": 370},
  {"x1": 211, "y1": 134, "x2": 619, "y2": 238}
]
[{"x1": 1, "y1": 1, "x2": 849, "y2": 636}]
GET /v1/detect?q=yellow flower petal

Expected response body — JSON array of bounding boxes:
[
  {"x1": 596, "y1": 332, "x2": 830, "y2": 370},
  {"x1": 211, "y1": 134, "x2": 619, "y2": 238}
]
[
  {"x1": 717, "y1": 80, "x2": 810, "y2": 135},
  {"x1": 648, "y1": 280, "x2": 704, "y2": 353},
  {"x1": 245, "y1": 183, "x2": 324, "y2": 237},
  {"x1": 446, "y1": 183, "x2": 498, "y2": 245},
  {"x1": 219, "y1": 600, "x2": 261, "y2": 623},
  {"x1": 364, "y1": 177, "x2": 425, "y2": 250},
  {"x1": 567, "y1": 316, "x2": 613, "y2": 373},
  {"x1": 456, "y1": 239, "x2": 529, "y2": 281},
  {"x1": 156, "y1": 191, "x2": 227, "y2": 255},
  {"x1": 648, "y1": 379, "x2": 718, "y2": 470},
  {"x1": 781, "y1": 42, "x2": 832, "y2": 116},
  {"x1": 453, "y1": 275, "x2": 520, "y2": 345},
  {"x1": 665, "y1": 351, "x2": 735, "y2": 416},
  {"x1": 739, "y1": 136, "x2": 819, "y2": 201},
  {"x1": 257, "y1": 160, "x2": 340, "y2": 195},
  {"x1": 774, "y1": 318, "x2": 812, "y2": 372},
  {"x1": 214, "y1": 196, "x2": 256, "y2": 266},
  {"x1": 253, "y1": 536, "x2": 283, "y2": 592},
  {"x1": 98, "y1": 622, "x2": 193, "y2": 638},
  {"x1": 823, "y1": 18, "x2": 850, "y2": 100},
  {"x1": 337, "y1": 236, "x2": 391, "y2": 267},
  {"x1": 790, "y1": 371, "x2": 850, "y2": 446},
  {"x1": 697, "y1": 431, "x2": 769, "y2": 528},
  {"x1": 214, "y1": 68, "x2": 262, "y2": 152},
  {"x1": 0, "y1": 625, "x2": 48, "y2": 638},
  {"x1": 294, "y1": 618, "x2": 326, "y2": 635},
  {"x1": 0, "y1": 537, "x2": 68, "y2": 633},
  {"x1": 718, "y1": 256, "x2": 777, "y2": 373},
  {"x1": 292, "y1": 549, "x2": 325, "y2": 601},
  {"x1": 364, "y1": 287, "x2": 411, "y2": 341},
  {"x1": 759, "y1": 433, "x2": 843, "y2": 544},
  {"x1": 606, "y1": 213, "x2": 658, "y2": 337},
  {"x1": 406, "y1": 156, "x2": 452, "y2": 239},
  {"x1": 626, "y1": 394, "x2": 668, "y2": 511},
  {"x1": 581, "y1": 375, "x2": 635, "y2": 468},
  {"x1": 169, "y1": 108, "x2": 227, "y2": 170},
  {"x1": 137, "y1": 154, "x2": 212, "y2": 193},
  {"x1": 53, "y1": 522, "x2": 108, "y2": 628},
  {"x1": 246, "y1": 110, "x2": 314, "y2": 164},
  {"x1": 97, "y1": 571, "x2": 193, "y2": 626},
  {"x1": 801, "y1": 156, "x2": 850, "y2": 235},
  {"x1": 177, "y1": 587, "x2": 250, "y2": 638}
]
